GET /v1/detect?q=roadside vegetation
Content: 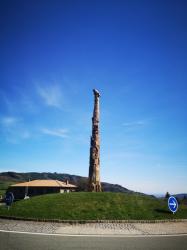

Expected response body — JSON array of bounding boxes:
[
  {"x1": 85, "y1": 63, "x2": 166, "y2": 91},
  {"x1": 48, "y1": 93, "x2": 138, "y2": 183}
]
[
  {"x1": 0, "y1": 192, "x2": 186, "y2": 220},
  {"x1": 0, "y1": 182, "x2": 17, "y2": 196}
]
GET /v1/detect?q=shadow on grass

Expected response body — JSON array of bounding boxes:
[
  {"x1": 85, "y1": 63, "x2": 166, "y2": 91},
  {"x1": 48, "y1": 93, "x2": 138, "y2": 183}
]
[{"x1": 155, "y1": 208, "x2": 171, "y2": 214}]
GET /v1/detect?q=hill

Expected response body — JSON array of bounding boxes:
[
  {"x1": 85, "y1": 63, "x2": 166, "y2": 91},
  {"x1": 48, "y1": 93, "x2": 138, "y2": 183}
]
[
  {"x1": 0, "y1": 171, "x2": 143, "y2": 195},
  {"x1": 174, "y1": 193, "x2": 187, "y2": 200},
  {"x1": 0, "y1": 192, "x2": 186, "y2": 220}
]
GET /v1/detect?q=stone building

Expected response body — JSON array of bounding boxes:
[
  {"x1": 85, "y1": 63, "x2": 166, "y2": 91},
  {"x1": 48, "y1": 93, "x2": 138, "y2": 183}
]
[{"x1": 7, "y1": 179, "x2": 77, "y2": 199}]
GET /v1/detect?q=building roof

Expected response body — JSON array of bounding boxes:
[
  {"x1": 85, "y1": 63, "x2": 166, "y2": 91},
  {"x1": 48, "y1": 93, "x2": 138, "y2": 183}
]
[{"x1": 11, "y1": 179, "x2": 77, "y2": 188}]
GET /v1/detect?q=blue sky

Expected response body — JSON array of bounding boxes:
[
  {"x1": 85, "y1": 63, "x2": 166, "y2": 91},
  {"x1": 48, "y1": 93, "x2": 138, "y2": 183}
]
[{"x1": 0, "y1": 0, "x2": 187, "y2": 194}]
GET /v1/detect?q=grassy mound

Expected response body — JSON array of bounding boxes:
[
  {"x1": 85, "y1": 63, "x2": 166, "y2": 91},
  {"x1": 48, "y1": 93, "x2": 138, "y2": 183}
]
[
  {"x1": 0, "y1": 192, "x2": 186, "y2": 220},
  {"x1": 0, "y1": 181, "x2": 16, "y2": 196}
]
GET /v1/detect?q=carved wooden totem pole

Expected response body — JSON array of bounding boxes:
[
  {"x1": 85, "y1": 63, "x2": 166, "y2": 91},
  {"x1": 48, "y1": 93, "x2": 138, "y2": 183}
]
[{"x1": 88, "y1": 89, "x2": 102, "y2": 192}]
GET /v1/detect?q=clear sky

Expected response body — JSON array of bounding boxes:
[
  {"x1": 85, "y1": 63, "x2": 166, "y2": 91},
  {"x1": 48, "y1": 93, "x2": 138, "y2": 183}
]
[{"x1": 0, "y1": 0, "x2": 187, "y2": 194}]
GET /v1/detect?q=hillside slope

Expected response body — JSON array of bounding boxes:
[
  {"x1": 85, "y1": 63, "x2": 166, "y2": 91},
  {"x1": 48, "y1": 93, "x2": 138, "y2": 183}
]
[{"x1": 0, "y1": 192, "x2": 186, "y2": 220}]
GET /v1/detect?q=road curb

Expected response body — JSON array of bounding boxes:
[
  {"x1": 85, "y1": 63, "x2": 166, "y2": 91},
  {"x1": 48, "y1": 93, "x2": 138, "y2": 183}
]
[
  {"x1": 0, "y1": 229, "x2": 187, "y2": 237},
  {"x1": 0, "y1": 216, "x2": 187, "y2": 224}
]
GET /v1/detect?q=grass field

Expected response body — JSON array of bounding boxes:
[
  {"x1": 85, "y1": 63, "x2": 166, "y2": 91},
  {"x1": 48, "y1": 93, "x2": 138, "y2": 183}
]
[
  {"x1": 0, "y1": 192, "x2": 186, "y2": 220},
  {"x1": 0, "y1": 182, "x2": 16, "y2": 196}
]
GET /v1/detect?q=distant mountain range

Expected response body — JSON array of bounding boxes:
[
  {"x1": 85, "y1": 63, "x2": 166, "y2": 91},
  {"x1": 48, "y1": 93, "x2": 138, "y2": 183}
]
[
  {"x1": 0, "y1": 171, "x2": 145, "y2": 195},
  {"x1": 154, "y1": 193, "x2": 187, "y2": 199},
  {"x1": 1, "y1": 172, "x2": 185, "y2": 199},
  {"x1": 173, "y1": 193, "x2": 187, "y2": 200}
]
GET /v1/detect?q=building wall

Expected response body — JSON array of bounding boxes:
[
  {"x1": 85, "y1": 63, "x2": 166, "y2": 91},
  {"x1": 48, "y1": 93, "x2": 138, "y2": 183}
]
[{"x1": 7, "y1": 186, "x2": 76, "y2": 200}]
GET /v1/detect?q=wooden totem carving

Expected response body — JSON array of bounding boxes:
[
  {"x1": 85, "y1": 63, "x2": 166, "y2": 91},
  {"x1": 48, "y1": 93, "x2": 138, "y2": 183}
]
[{"x1": 88, "y1": 89, "x2": 102, "y2": 192}]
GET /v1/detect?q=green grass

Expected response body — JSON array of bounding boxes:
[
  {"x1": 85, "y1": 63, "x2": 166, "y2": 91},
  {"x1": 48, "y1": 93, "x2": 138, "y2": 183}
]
[
  {"x1": 0, "y1": 181, "x2": 17, "y2": 196},
  {"x1": 0, "y1": 192, "x2": 187, "y2": 220}
]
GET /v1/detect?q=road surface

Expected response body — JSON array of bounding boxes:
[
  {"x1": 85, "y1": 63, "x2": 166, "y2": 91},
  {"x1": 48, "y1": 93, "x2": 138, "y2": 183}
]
[{"x1": 0, "y1": 231, "x2": 187, "y2": 250}]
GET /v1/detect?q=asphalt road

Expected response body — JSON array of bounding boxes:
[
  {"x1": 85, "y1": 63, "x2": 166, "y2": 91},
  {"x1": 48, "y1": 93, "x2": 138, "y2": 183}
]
[{"x1": 0, "y1": 231, "x2": 187, "y2": 250}]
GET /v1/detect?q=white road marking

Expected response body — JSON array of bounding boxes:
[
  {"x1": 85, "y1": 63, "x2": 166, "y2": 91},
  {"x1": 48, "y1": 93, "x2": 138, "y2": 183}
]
[
  {"x1": 0, "y1": 229, "x2": 187, "y2": 238},
  {"x1": 169, "y1": 201, "x2": 177, "y2": 208}
]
